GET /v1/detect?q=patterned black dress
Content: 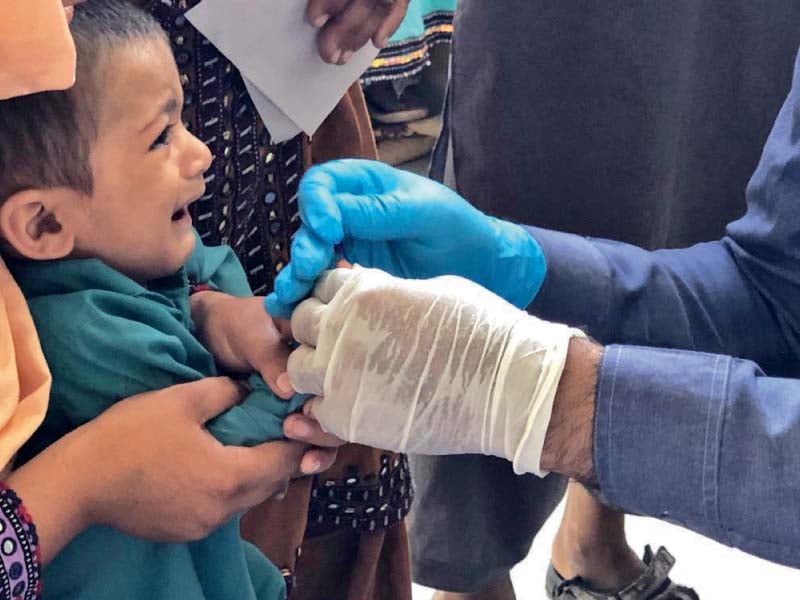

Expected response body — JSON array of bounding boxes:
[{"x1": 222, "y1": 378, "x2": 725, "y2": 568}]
[{"x1": 145, "y1": 0, "x2": 303, "y2": 297}]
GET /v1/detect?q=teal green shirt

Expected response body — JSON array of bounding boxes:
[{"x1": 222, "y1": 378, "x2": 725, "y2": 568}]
[{"x1": 10, "y1": 237, "x2": 304, "y2": 600}]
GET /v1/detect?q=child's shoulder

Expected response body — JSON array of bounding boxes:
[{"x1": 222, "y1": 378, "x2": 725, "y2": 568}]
[
  {"x1": 19, "y1": 260, "x2": 214, "y2": 414},
  {"x1": 10, "y1": 257, "x2": 185, "y2": 331}
]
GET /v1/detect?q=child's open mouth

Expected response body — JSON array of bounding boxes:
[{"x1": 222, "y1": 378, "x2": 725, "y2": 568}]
[{"x1": 171, "y1": 207, "x2": 189, "y2": 222}]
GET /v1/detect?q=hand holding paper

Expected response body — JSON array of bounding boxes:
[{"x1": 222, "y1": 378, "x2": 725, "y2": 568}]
[
  {"x1": 187, "y1": 0, "x2": 380, "y2": 142},
  {"x1": 306, "y1": 0, "x2": 409, "y2": 64}
]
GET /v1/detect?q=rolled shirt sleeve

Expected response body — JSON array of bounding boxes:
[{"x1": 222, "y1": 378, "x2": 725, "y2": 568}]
[{"x1": 594, "y1": 345, "x2": 800, "y2": 568}]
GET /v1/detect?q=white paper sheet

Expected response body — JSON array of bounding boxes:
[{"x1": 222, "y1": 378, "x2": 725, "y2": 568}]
[
  {"x1": 242, "y1": 76, "x2": 301, "y2": 143},
  {"x1": 187, "y1": 0, "x2": 379, "y2": 141}
]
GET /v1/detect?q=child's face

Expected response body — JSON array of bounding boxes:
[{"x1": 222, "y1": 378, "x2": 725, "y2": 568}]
[{"x1": 73, "y1": 38, "x2": 212, "y2": 281}]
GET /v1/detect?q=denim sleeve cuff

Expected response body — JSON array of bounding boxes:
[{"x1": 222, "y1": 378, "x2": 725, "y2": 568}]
[
  {"x1": 524, "y1": 226, "x2": 613, "y2": 340},
  {"x1": 593, "y1": 344, "x2": 732, "y2": 541}
]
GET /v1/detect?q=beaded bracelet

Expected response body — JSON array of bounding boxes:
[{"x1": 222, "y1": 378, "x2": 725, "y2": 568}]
[{"x1": 0, "y1": 483, "x2": 41, "y2": 600}]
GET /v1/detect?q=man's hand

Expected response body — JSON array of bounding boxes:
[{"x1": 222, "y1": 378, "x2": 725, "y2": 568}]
[
  {"x1": 192, "y1": 292, "x2": 294, "y2": 398},
  {"x1": 287, "y1": 267, "x2": 582, "y2": 476},
  {"x1": 267, "y1": 160, "x2": 546, "y2": 318},
  {"x1": 307, "y1": 0, "x2": 409, "y2": 64}
]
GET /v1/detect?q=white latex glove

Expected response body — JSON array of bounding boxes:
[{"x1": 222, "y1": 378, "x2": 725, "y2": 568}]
[{"x1": 288, "y1": 267, "x2": 584, "y2": 476}]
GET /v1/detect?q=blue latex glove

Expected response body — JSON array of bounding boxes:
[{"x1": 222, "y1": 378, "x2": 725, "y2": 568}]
[{"x1": 266, "y1": 159, "x2": 546, "y2": 317}]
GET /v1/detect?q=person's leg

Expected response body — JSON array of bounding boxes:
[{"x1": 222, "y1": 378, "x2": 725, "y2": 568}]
[
  {"x1": 433, "y1": 574, "x2": 516, "y2": 600},
  {"x1": 409, "y1": 454, "x2": 566, "y2": 596},
  {"x1": 551, "y1": 481, "x2": 644, "y2": 591},
  {"x1": 548, "y1": 483, "x2": 698, "y2": 599}
]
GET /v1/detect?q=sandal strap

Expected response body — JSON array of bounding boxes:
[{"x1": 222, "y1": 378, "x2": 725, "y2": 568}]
[
  {"x1": 549, "y1": 546, "x2": 699, "y2": 600},
  {"x1": 618, "y1": 546, "x2": 681, "y2": 599}
]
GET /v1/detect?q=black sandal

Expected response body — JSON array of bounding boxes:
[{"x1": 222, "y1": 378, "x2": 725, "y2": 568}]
[{"x1": 545, "y1": 546, "x2": 699, "y2": 599}]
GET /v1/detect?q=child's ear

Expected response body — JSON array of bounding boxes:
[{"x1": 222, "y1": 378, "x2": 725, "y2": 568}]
[{"x1": 0, "y1": 188, "x2": 84, "y2": 260}]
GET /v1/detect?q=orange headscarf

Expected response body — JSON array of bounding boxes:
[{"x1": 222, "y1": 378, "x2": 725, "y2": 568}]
[
  {"x1": 0, "y1": 0, "x2": 77, "y2": 100},
  {"x1": 0, "y1": 262, "x2": 50, "y2": 474},
  {"x1": 0, "y1": 0, "x2": 72, "y2": 470}
]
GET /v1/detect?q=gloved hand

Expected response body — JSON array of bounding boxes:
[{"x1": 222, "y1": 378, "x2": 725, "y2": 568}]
[
  {"x1": 287, "y1": 267, "x2": 584, "y2": 476},
  {"x1": 266, "y1": 159, "x2": 546, "y2": 318}
]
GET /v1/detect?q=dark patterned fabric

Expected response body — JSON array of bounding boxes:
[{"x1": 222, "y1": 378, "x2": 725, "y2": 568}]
[
  {"x1": 145, "y1": 0, "x2": 304, "y2": 297},
  {"x1": 307, "y1": 454, "x2": 413, "y2": 535},
  {"x1": 361, "y1": 11, "x2": 454, "y2": 85}
]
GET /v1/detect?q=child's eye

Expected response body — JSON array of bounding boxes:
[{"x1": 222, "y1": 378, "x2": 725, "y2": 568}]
[{"x1": 150, "y1": 124, "x2": 173, "y2": 150}]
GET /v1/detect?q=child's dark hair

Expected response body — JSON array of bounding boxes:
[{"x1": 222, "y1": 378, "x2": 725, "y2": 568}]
[{"x1": 0, "y1": 0, "x2": 168, "y2": 202}]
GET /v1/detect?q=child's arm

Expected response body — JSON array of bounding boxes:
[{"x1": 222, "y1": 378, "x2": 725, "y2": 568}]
[
  {"x1": 192, "y1": 292, "x2": 294, "y2": 398},
  {"x1": 186, "y1": 235, "x2": 295, "y2": 398}
]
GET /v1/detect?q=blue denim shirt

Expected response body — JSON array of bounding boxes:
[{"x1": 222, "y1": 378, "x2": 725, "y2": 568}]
[{"x1": 526, "y1": 48, "x2": 800, "y2": 568}]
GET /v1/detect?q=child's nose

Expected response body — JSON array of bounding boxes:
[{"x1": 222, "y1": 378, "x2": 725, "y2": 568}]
[{"x1": 183, "y1": 134, "x2": 213, "y2": 179}]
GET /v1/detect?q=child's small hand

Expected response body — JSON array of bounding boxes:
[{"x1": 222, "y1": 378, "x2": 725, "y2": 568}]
[{"x1": 192, "y1": 293, "x2": 295, "y2": 398}]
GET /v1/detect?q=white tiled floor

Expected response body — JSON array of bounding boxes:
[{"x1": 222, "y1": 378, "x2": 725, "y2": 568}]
[{"x1": 411, "y1": 500, "x2": 800, "y2": 599}]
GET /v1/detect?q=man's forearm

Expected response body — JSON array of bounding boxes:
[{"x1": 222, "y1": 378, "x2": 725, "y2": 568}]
[
  {"x1": 528, "y1": 227, "x2": 796, "y2": 376},
  {"x1": 540, "y1": 337, "x2": 602, "y2": 485}
]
